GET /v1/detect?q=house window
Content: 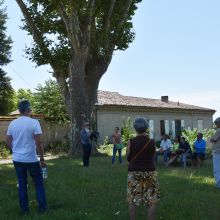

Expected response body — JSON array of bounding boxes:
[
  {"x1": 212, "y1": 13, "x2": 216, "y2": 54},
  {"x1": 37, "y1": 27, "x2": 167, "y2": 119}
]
[
  {"x1": 172, "y1": 120, "x2": 182, "y2": 137},
  {"x1": 160, "y1": 120, "x2": 169, "y2": 136},
  {"x1": 149, "y1": 120, "x2": 154, "y2": 139},
  {"x1": 198, "y1": 120, "x2": 203, "y2": 131},
  {"x1": 165, "y1": 120, "x2": 169, "y2": 135},
  {"x1": 181, "y1": 120, "x2": 185, "y2": 129},
  {"x1": 172, "y1": 120, "x2": 176, "y2": 138}
]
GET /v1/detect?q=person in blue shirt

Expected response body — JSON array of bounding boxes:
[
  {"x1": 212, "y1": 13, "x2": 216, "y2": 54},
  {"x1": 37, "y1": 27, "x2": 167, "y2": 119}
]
[
  {"x1": 192, "y1": 132, "x2": 206, "y2": 167},
  {"x1": 80, "y1": 122, "x2": 92, "y2": 167}
]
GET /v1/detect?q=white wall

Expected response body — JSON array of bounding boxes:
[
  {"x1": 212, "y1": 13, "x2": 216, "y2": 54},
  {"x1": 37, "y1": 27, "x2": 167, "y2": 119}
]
[{"x1": 96, "y1": 108, "x2": 214, "y2": 142}]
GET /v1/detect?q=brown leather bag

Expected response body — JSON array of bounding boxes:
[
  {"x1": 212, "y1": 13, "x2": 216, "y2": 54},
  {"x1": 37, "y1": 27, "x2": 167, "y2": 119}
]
[{"x1": 130, "y1": 139, "x2": 151, "y2": 162}]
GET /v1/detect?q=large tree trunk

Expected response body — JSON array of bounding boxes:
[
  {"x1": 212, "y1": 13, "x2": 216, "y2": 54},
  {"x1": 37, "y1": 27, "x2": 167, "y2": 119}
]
[
  {"x1": 66, "y1": 54, "x2": 102, "y2": 156},
  {"x1": 15, "y1": 0, "x2": 138, "y2": 157}
]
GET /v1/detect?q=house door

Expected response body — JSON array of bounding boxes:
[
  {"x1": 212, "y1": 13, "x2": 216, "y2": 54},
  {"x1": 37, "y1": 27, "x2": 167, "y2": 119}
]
[{"x1": 175, "y1": 120, "x2": 182, "y2": 137}]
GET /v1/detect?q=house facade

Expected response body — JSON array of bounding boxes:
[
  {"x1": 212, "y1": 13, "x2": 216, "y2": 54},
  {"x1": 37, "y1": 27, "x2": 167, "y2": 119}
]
[
  {"x1": 95, "y1": 91, "x2": 215, "y2": 142},
  {"x1": 0, "y1": 91, "x2": 215, "y2": 145}
]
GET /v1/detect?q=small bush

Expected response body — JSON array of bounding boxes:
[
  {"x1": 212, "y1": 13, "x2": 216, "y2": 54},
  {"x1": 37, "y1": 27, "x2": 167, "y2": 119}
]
[
  {"x1": 98, "y1": 144, "x2": 113, "y2": 154},
  {"x1": 121, "y1": 117, "x2": 136, "y2": 145},
  {"x1": 0, "y1": 142, "x2": 11, "y2": 159},
  {"x1": 182, "y1": 128, "x2": 215, "y2": 157},
  {"x1": 182, "y1": 129, "x2": 198, "y2": 147},
  {"x1": 182, "y1": 128, "x2": 215, "y2": 147},
  {"x1": 97, "y1": 136, "x2": 114, "y2": 155},
  {"x1": 45, "y1": 136, "x2": 70, "y2": 154}
]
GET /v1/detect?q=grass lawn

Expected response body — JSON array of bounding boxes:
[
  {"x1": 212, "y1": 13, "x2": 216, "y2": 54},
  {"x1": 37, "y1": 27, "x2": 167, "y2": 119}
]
[{"x1": 0, "y1": 155, "x2": 220, "y2": 220}]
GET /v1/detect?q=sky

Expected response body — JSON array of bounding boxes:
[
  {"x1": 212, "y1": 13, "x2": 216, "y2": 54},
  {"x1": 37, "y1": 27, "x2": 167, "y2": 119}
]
[{"x1": 3, "y1": 0, "x2": 220, "y2": 118}]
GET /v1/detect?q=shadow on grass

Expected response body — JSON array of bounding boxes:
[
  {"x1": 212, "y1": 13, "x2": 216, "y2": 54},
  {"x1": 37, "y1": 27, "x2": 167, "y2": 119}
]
[
  {"x1": 156, "y1": 167, "x2": 219, "y2": 220},
  {"x1": 0, "y1": 157, "x2": 219, "y2": 220}
]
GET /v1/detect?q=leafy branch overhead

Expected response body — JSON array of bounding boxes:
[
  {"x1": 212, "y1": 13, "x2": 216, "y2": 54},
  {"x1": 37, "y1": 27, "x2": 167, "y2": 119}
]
[
  {"x1": 15, "y1": 0, "x2": 142, "y2": 153},
  {"x1": 16, "y1": 0, "x2": 141, "y2": 78}
]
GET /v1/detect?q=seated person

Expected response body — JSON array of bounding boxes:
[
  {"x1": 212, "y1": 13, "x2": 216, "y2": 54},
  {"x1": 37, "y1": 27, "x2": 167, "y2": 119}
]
[
  {"x1": 179, "y1": 136, "x2": 191, "y2": 154},
  {"x1": 167, "y1": 136, "x2": 191, "y2": 166},
  {"x1": 192, "y1": 132, "x2": 206, "y2": 167},
  {"x1": 170, "y1": 136, "x2": 180, "y2": 157},
  {"x1": 155, "y1": 134, "x2": 172, "y2": 163}
]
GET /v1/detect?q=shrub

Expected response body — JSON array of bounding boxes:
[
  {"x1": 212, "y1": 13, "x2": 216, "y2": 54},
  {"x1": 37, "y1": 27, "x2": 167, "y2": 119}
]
[
  {"x1": 97, "y1": 136, "x2": 113, "y2": 154},
  {"x1": 0, "y1": 142, "x2": 11, "y2": 159},
  {"x1": 45, "y1": 136, "x2": 70, "y2": 154},
  {"x1": 182, "y1": 129, "x2": 198, "y2": 147},
  {"x1": 182, "y1": 128, "x2": 215, "y2": 153},
  {"x1": 121, "y1": 116, "x2": 151, "y2": 145},
  {"x1": 121, "y1": 117, "x2": 136, "y2": 145}
]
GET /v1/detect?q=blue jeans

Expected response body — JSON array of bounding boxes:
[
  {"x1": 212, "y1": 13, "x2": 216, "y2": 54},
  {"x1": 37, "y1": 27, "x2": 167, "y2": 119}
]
[
  {"x1": 179, "y1": 150, "x2": 192, "y2": 168},
  {"x1": 82, "y1": 144, "x2": 92, "y2": 167},
  {"x1": 13, "y1": 161, "x2": 47, "y2": 213},
  {"x1": 155, "y1": 149, "x2": 170, "y2": 163},
  {"x1": 213, "y1": 153, "x2": 220, "y2": 188},
  {"x1": 112, "y1": 145, "x2": 122, "y2": 164}
]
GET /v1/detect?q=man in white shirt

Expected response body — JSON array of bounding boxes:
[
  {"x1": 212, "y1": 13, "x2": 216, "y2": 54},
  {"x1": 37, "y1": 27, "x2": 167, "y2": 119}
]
[
  {"x1": 6, "y1": 100, "x2": 47, "y2": 214},
  {"x1": 155, "y1": 134, "x2": 172, "y2": 163}
]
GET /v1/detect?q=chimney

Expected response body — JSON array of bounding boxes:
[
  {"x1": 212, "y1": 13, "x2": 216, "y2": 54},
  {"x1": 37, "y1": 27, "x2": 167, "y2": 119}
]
[{"x1": 161, "y1": 96, "x2": 169, "y2": 103}]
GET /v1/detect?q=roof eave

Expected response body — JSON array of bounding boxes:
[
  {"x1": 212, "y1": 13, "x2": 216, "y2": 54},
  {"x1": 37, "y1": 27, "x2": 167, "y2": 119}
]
[{"x1": 95, "y1": 104, "x2": 216, "y2": 115}]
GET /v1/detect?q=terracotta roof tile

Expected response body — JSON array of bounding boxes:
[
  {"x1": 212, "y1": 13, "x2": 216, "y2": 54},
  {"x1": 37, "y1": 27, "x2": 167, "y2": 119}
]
[{"x1": 97, "y1": 91, "x2": 215, "y2": 112}]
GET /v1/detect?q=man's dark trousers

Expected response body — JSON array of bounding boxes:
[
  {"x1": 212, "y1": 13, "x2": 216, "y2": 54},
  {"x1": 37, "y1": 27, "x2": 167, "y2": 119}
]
[
  {"x1": 13, "y1": 161, "x2": 47, "y2": 213},
  {"x1": 82, "y1": 144, "x2": 92, "y2": 167}
]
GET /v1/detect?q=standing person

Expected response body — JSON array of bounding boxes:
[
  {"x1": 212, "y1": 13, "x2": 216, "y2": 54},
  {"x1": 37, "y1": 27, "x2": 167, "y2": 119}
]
[
  {"x1": 192, "y1": 133, "x2": 206, "y2": 167},
  {"x1": 210, "y1": 117, "x2": 220, "y2": 189},
  {"x1": 126, "y1": 118, "x2": 159, "y2": 220},
  {"x1": 111, "y1": 127, "x2": 123, "y2": 165},
  {"x1": 155, "y1": 134, "x2": 172, "y2": 163},
  {"x1": 5, "y1": 100, "x2": 47, "y2": 215},
  {"x1": 80, "y1": 122, "x2": 92, "y2": 167}
]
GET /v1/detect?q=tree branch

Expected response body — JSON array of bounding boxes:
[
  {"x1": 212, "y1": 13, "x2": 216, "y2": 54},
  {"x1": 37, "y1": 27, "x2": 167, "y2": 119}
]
[
  {"x1": 16, "y1": 0, "x2": 52, "y2": 62},
  {"x1": 16, "y1": 0, "x2": 70, "y2": 105},
  {"x1": 103, "y1": 0, "x2": 116, "y2": 34},
  {"x1": 103, "y1": 0, "x2": 133, "y2": 65},
  {"x1": 69, "y1": 6, "x2": 84, "y2": 48},
  {"x1": 88, "y1": 0, "x2": 96, "y2": 23},
  {"x1": 57, "y1": 2, "x2": 81, "y2": 50},
  {"x1": 85, "y1": 0, "x2": 96, "y2": 48},
  {"x1": 56, "y1": 2, "x2": 69, "y2": 29},
  {"x1": 118, "y1": 0, "x2": 133, "y2": 28},
  {"x1": 56, "y1": 74, "x2": 70, "y2": 112}
]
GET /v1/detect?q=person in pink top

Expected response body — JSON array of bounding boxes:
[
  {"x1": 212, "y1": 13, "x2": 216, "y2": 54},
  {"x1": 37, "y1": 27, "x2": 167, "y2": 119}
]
[{"x1": 111, "y1": 127, "x2": 123, "y2": 164}]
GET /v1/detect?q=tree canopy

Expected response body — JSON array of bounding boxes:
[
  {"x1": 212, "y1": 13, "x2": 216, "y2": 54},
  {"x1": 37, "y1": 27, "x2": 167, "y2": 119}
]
[
  {"x1": 19, "y1": 0, "x2": 141, "y2": 73},
  {"x1": 16, "y1": 88, "x2": 34, "y2": 104},
  {"x1": 16, "y1": 0, "x2": 142, "y2": 153},
  {"x1": 0, "y1": 0, "x2": 14, "y2": 115},
  {"x1": 33, "y1": 79, "x2": 69, "y2": 124}
]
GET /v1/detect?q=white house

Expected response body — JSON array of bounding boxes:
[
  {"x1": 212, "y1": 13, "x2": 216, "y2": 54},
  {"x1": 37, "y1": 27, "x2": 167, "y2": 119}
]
[{"x1": 95, "y1": 91, "x2": 215, "y2": 141}]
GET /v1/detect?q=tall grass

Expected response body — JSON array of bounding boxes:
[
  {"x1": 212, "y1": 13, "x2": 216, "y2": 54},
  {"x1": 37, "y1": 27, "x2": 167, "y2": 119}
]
[{"x1": 0, "y1": 155, "x2": 219, "y2": 220}]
